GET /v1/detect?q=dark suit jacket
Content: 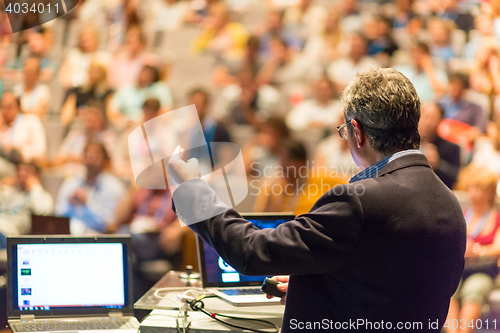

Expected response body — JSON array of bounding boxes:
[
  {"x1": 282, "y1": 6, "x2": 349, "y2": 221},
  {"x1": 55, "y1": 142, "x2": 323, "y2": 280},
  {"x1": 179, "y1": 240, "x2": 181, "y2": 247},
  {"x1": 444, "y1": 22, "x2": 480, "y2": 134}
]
[{"x1": 173, "y1": 154, "x2": 466, "y2": 332}]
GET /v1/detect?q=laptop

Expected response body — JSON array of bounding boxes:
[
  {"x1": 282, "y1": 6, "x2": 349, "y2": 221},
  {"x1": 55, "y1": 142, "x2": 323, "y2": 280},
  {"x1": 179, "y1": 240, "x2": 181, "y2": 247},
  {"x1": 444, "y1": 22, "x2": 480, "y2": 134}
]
[
  {"x1": 7, "y1": 236, "x2": 140, "y2": 333},
  {"x1": 31, "y1": 216, "x2": 70, "y2": 235},
  {"x1": 196, "y1": 213, "x2": 295, "y2": 307}
]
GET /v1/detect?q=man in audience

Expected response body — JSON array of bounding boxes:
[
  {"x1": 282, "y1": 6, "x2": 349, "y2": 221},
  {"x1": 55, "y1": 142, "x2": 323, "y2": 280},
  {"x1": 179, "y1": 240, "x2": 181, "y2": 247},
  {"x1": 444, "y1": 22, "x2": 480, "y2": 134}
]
[
  {"x1": 55, "y1": 142, "x2": 126, "y2": 235},
  {"x1": 0, "y1": 92, "x2": 47, "y2": 164},
  {"x1": 286, "y1": 76, "x2": 342, "y2": 131},
  {"x1": 255, "y1": 10, "x2": 303, "y2": 55},
  {"x1": 327, "y1": 32, "x2": 379, "y2": 90},
  {"x1": 440, "y1": 73, "x2": 487, "y2": 135},
  {"x1": 214, "y1": 67, "x2": 281, "y2": 126},
  {"x1": 110, "y1": 65, "x2": 173, "y2": 127},
  {"x1": 395, "y1": 42, "x2": 448, "y2": 103},
  {"x1": 0, "y1": 158, "x2": 53, "y2": 249},
  {"x1": 419, "y1": 103, "x2": 461, "y2": 189},
  {"x1": 13, "y1": 57, "x2": 52, "y2": 117}
]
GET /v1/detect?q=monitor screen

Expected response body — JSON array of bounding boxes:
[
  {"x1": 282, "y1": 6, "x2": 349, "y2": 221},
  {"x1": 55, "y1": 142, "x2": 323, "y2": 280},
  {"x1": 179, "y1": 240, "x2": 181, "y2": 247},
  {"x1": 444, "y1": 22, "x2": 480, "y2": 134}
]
[
  {"x1": 14, "y1": 243, "x2": 126, "y2": 312},
  {"x1": 201, "y1": 215, "x2": 292, "y2": 287}
]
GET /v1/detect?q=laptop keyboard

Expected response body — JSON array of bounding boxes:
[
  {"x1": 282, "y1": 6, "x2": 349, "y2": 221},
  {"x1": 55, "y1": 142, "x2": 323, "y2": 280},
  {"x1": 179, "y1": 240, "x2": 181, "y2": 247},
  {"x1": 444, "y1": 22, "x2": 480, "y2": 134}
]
[
  {"x1": 12, "y1": 318, "x2": 138, "y2": 332},
  {"x1": 218, "y1": 288, "x2": 262, "y2": 296}
]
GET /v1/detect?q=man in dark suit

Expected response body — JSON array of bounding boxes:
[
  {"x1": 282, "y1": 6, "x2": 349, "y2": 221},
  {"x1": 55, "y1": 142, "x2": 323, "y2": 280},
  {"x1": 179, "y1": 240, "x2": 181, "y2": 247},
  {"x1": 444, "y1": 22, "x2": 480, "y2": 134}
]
[
  {"x1": 168, "y1": 68, "x2": 466, "y2": 332},
  {"x1": 419, "y1": 103, "x2": 461, "y2": 189}
]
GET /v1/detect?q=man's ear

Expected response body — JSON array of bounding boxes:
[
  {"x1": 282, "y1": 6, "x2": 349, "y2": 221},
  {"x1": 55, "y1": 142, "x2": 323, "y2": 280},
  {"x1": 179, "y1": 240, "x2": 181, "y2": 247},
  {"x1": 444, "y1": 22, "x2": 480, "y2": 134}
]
[{"x1": 351, "y1": 119, "x2": 365, "y2": 148}]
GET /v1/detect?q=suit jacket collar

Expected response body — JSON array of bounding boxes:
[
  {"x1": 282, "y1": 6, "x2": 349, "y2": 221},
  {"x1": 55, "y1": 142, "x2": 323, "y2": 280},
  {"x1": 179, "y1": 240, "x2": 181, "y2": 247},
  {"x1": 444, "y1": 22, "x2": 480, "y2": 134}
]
[{"x1": 377, "y1": 153, "x2": 431, "y2": 178}]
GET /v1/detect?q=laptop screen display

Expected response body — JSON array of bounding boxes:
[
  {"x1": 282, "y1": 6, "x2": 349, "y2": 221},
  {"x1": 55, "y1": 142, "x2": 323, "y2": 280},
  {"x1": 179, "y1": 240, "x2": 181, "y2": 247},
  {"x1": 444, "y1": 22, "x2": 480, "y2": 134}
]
[
  {"x1": 200, "y1": 215, "x2": 293, "y2": 287},
  {"x1": 11, "y1": 242, "x2": 128, "y2": 313}
]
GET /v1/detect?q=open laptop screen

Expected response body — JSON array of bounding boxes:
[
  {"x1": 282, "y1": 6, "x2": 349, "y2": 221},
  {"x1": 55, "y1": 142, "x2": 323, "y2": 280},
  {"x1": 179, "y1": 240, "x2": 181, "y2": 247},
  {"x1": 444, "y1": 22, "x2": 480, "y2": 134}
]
[
  {"x1": 7, "y1": 237, "x2": 133, "y2": 318},
  {"x1": 198, "y1": 214, "x2": 294, "y2": 288}
]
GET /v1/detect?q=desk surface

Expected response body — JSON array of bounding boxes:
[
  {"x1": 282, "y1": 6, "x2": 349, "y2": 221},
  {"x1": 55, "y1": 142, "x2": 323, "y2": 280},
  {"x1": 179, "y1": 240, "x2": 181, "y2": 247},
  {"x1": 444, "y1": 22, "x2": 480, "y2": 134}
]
[{"x1": 135, "y1": 271, "x2": 285, "y2": 316}]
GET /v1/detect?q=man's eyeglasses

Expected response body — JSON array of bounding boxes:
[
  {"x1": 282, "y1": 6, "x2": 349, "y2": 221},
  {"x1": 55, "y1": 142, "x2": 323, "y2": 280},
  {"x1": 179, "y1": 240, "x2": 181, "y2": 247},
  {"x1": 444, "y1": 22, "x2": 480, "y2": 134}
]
[{"x1": 336, "y1": 120, "x2": 351, "y2": 140}]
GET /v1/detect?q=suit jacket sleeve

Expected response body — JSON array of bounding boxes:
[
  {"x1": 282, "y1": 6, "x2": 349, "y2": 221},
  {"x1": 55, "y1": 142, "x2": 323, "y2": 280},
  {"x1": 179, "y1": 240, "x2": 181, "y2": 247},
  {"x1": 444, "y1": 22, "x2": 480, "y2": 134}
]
[{"x1": 173, "y1": 179, "x2": 364, "y2": 276}]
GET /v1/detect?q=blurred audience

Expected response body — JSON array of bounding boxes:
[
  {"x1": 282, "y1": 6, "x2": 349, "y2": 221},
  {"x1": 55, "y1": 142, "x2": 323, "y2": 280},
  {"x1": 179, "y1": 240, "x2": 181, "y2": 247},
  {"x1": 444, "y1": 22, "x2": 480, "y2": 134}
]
[
  {"x1": 286, "y1": 76, "x2": 341, "y2": 131},
  {"x1": 419, "y1": 103, "x2": 461, "y2": 189},
  {"x1": 214, "y1": 67, "x2": 281, "y2": 126},
  {"x1": 395, "y1": 42, "x2": 448, "y2": 102},
  {"x1": 58, "y1": 28, "x2": 112, "y2": 88},
  {"x1": 13, "y1": 57, "x2": 52, "y2": 117},
  {"x1": 110, "y1": 64, "x2": 172, "y2": 126},
  {"x1": 60, "y1": 62, "x2": 114, "y2": 127},
  {"x1": 0, "y1": 159, "x2": 53, "y2": 249},
  {"x1": 447, "y1": 167, "x2": 500, "y2": 333},
  {"x1": 327, "y1": 32, "x2": 379, "y2": 90},
  {"x1": 55, "y1": 142, "x2": 125, "y2": 235},
  {"x1": 0, "y1": 92, "x2": 47, "y2": 164}
]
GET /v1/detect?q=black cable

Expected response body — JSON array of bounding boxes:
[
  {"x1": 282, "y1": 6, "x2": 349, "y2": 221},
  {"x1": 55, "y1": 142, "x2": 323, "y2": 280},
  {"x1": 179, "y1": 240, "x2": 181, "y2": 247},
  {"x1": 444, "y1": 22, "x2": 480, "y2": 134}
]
[{"x1": 188, "y1": 296, "x2": 280, "y2": 333}]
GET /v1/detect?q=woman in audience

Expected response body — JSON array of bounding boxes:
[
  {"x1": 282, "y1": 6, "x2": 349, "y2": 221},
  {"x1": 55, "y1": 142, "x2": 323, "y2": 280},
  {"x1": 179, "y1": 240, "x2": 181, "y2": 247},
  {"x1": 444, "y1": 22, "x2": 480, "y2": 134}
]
[
  {"x1": 107, "y1": 26, "x2": 160, "y2": 89},
  {"x1": 191, "y1": 2, "x2": 249, "y2": 61},
  {"x1": 109, "y1": 64, "x2": 173, "y2": 127},
  {"x1": 303, "y1": 9, "x2": 348, "y2": 65},
  {"x1": 446, "y1": 167, "x2": 500, "y2": 333},
  {"x1": 60, "y1": 62, "x2": 114, "y2": 127},
  {"x1": 13, "y1": 57, "x2": 52, "y2": 118},
  {"x1": 471, "y1": 114, "x2": 500, "y2": 175},
  {"x1": 469, "y1": 38, "x2": 500, "y2": 98},
  {"x1": 58, "y1": 28, "x2": 112, "y2": 88}
]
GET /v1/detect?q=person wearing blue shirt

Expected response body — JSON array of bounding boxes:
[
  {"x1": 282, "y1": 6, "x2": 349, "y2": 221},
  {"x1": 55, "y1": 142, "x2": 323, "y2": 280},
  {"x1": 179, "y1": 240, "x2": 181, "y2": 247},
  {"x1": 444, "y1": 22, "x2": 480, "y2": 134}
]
[{"x1": 55, "y1": 142, "x2": 126, "y2": 235}]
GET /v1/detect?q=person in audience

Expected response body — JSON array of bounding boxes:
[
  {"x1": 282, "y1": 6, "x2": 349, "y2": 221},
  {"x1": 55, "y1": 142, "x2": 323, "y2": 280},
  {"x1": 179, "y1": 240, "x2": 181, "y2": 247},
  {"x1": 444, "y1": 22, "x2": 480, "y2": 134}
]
[
  {"x1": 428, "y1": 18, "x2": 455, "y2": 62},
  {"x1": 150, "y1": 0, "x2": 190, "y2": 33},
  {"x1": 257, "y1": 38, "x2": 321, "y2": 106},
  {"x1": 339, "y1": 0, "x2": 363, "y2": 33},
  {"x1": 191, "y1": 2, "x2": 248, "y2": 61},
  {"x1": 212, "y1": 35, "x2": 263, "y2": 87},
  {"x1": 464, "y1": 15, "x2": 494, "y2": 60},
  {"x1": 303, "y1": 9, "x2": 348, "y2": 65},
  {"x1": 0, "y1": 92, "x2": 47, "y2": 164},
  {"x1": 13, "y1": 57, "x2": 52, "y2": 118},
  {"x1": 58, "y1": 27, "x2": 112, "y2": 88},
  {"x1": 243, "y1": 116, "x2": 290, "y2": 177},
  {"x1": 253, "y1": 139, "x2": 310, "y2": 214},
  {"x1": 254, "y1": 10, "x2": 303, "y2": 55},
  {"x1": 365, "y1": 15, "x2": 399, "y2": 67},
  {"x1": 60, "y1": 62, "x2": 114, "y2": 127},
  {"x1": 214, "y1": 67, "x2": 281, "y2": 126},
  {"x1": 185, "y1": 88, "x2": 232, "y2": 169},
  {"x1": 326, "y1": 32, "x2": 379, "y2": 90},
  {"x1": 434, "y1": 0, "x2": 475, "y2": 33},
  {"x1": 55, "y1": 142, "x2": 126, "y2": 235},
  {"x1": 283, "y1": 0, "x2": 326, "y2": 40},
  {"x1": 440, "y1": 73, "x2": 487, "y2": 136},
  {"x1": 314, "y1": 114, "x2": 358, "y2": 181},
  {"x1": 110, "y1": 64, "x2": 173, "y2": 127},
  {"x1": 395, "y1": 42, "x2": 448, "y2": 102},
  {"x1": 286, "y1": 76, "x2": 341, "y2": 131},
  {"x1": 419, "y1": 103, "x2": 461, "y2": 189},
  {"x1": 108, "y1": 26, "x2": 160, "y2": 89},
  {"x1": 446, "y1": 167, "x2": 500, "y2": 333},
  {"x1": 55, "y1": 104, "x2": 116, "y2": 169},
  {"x1": 392, "y1": 0, "x2": 419, "y2": 30},
  {"x1": 469, "y1": 38, "x2": 500, "y2": 98},
  {"x1": 471, "y1": 113, "x2": 500, "y2": 175},
  {"x1": 0, "y1": 159, "x2": 53, "y2": 249}
]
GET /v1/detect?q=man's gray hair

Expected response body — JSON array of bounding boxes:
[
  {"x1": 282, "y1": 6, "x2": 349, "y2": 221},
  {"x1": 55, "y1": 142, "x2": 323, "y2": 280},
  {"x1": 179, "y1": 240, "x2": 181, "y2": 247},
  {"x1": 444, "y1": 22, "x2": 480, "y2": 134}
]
[{"x1": 341, "y1": 67, "x2": 421, "y2": 154}]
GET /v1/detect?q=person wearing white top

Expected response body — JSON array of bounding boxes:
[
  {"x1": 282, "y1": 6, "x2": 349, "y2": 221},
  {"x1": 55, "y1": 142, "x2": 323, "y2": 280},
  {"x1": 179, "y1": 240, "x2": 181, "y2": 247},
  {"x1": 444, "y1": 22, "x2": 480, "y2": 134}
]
[
  {"x1": 0, "y1": 93, "x2": 47, "y2": 163},
  {"x1": 13, "y1": 57, "x2": 52, "y2": 118},
  {"x1": 327, "y1": 33, "x2": 379, "y2": 89},
  {"x1": 286, "y1": 77, "x2": 342, "y2": 131}
]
